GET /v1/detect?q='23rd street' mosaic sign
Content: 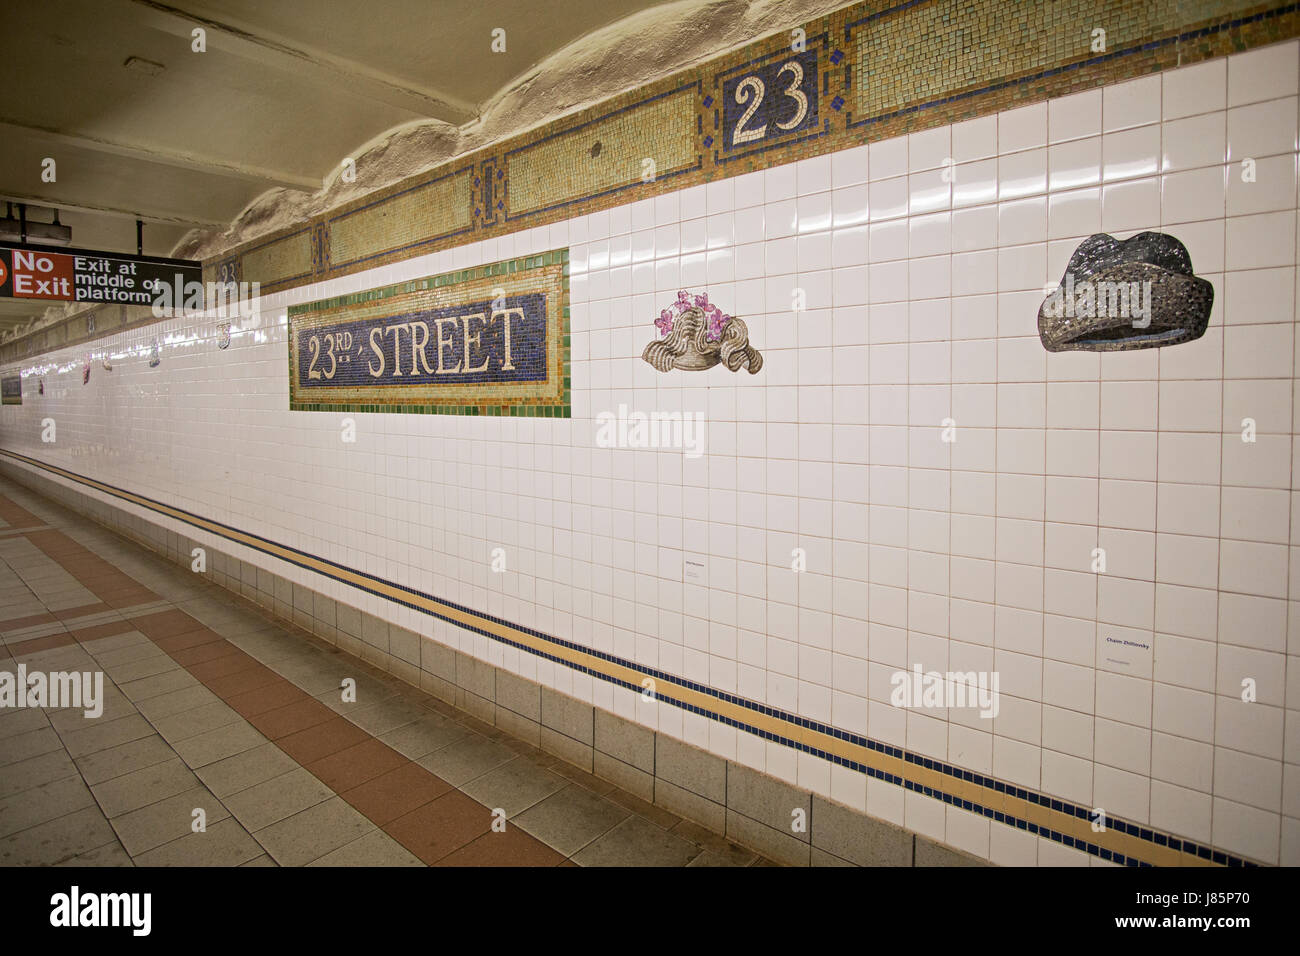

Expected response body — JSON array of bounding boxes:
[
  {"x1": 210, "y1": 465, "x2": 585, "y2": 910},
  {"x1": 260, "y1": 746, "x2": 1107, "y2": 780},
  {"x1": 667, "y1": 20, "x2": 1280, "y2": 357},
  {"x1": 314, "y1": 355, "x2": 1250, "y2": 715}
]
[{"x1": 288, "y1": 249, "x2": 569, "y2": 416}]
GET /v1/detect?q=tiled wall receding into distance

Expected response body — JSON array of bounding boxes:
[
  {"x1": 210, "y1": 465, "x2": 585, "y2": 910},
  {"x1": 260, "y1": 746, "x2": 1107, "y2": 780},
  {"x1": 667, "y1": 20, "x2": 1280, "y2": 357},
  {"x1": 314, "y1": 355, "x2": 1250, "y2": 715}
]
[{"x1": 3, "y1": 35, "x2": 1300, "y2": 866}]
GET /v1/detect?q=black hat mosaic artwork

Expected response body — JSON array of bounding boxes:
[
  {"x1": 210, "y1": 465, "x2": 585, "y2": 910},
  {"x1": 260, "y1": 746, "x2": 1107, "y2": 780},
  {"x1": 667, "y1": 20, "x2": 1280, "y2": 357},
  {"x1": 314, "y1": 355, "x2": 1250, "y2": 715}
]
[{"x1": 1037, "y1": 231, "x2": 1214, "y2": 352}]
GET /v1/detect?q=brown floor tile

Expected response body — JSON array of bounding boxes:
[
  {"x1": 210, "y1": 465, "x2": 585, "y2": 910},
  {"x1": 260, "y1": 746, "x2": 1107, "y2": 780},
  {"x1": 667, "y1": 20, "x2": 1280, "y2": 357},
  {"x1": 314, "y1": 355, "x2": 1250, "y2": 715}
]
[
  {"x1": 102, "y1": 588, "x2": 158, "y2": 608},
  {"x1": 68, "y1": 619, "x2": 136, "y2": 643},
  {"x1": 131, "y1": 609, "x2": 205, "y2": 639},
  {"x1": 434, "y1": 827, "x2": 566, "y2": 867},
  {"x1": 0, "y1": 612, "x2": 55, "y2": 631},
  {"x1": 205, "y1": 665, "x2": 286, "y2": 699},
  {"x1": 69, "y1": 567, "x2": 122, "y2": 582},
  {"x1": 340, "y1": 761, "x2": 451, "y2": 826},
  {"x1": 277, "y1": 716, "x2": 370, "y2": 764},
  {"x1": 224, "y1": 679, "x2": 308, "y2": 717},
  {"x1": 169, "y1": 640, "x2": 248, "y2": 667},
  {"x1": 18, "y1": 529, "x2": 67, "y2": 550},
  {"x1": 247, "y1": 697, "x2": 337, "y2": 740},
  {"x1": 152, "y1": 628, "x2": 224, "y2": 653},
  {"x1": 187, "y1": 649, "x2": 261, "y2": 682},
  {"x1": 7, "y1": 632, "x2": 76, "y2": 655},
  {"x1": 383, "y1": 791, "x2": 493, "y2": 864},
  {"x1": 308, "y1": 738, "x2": 407, "y2": 793}
]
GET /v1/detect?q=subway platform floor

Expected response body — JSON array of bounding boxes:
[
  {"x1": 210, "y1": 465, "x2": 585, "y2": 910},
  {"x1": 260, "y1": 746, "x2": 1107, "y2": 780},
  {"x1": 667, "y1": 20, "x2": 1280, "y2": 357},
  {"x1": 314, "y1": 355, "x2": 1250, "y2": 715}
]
[{"x1": 0, "y1": 476, "x2": 774, "y2": 867}]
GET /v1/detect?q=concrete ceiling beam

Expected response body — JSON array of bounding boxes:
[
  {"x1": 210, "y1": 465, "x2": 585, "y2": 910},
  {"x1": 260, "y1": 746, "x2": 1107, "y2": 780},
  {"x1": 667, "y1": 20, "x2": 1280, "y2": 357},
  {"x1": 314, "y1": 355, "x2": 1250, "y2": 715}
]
[
  {"x1": 0, "y1": 189, "x2": 227, "y2": 229},
  {"x1": 0, "y1": 120, "x2": 320, "y2": 193},
  {"x1": 127, "y1": 0, "x2": 480, "y2": 126}
]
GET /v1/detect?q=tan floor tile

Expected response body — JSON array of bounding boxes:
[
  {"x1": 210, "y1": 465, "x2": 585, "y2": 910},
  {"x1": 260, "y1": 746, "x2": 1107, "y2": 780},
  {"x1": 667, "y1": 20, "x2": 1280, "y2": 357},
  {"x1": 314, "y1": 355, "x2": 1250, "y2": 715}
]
[
  {"x1": 224, "y1": 767, "x2": 333, "y2": 832},
  {"x1": 255, "y1": 797, "x2": 375, "y2": 867}
]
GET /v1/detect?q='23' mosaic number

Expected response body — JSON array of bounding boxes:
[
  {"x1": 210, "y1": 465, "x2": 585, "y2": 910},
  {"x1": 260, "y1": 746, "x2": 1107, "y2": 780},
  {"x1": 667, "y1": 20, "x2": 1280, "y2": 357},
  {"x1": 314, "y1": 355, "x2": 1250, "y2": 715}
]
[{"x1": 720, "y1": 47, "x2": 820, "y2": 155}]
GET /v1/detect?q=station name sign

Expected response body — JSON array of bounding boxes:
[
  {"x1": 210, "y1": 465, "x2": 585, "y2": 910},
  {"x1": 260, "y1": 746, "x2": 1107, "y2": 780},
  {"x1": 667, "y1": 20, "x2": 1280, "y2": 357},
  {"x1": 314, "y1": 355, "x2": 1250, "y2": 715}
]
[
  {"x1": 288, "y1": 250, "x2": 569, "y2": 415},
  {"x1": 0, "y1": 242, "x2": 202, "y2": 307}
]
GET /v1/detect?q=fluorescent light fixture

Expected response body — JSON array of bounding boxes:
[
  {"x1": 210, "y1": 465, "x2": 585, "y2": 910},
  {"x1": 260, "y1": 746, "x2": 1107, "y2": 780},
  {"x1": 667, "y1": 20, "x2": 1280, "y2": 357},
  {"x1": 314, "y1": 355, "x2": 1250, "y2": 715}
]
[{"x1": 0, "y1": 204, "x2": 73, "y2": 246}]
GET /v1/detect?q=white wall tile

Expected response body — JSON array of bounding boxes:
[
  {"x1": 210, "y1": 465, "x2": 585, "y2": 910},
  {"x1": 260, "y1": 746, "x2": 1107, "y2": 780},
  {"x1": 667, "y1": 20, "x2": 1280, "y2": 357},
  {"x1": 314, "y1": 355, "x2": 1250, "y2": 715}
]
[{"x1": 6, "y1": 42, "x2": 1299, "y2": 871}]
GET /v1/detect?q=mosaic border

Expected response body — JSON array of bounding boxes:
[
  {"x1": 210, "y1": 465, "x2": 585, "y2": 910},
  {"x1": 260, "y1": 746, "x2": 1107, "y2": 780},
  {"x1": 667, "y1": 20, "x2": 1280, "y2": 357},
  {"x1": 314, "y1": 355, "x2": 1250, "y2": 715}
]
[
  {"x1": 199, "y1": 0, "x2": 1299, "y2": 293},
  {"x1": 286, "y1": 249, "x2": 570, "y2": 417},
  {"x1": 240, "y1": 224, "x2": 314, "y2": 291},
  {"x1": 5, "y1": 0, "x2": 1299, "y2": 365},
  {"x1": 503, "y1": 80, "x2": 704, "y2": 221},
  {"x1": 0, "y1": 447, "x2": 1261, "y2": 868},
  {"x1": 326, "y1": 164, "x2": 476, "y2": 272}
]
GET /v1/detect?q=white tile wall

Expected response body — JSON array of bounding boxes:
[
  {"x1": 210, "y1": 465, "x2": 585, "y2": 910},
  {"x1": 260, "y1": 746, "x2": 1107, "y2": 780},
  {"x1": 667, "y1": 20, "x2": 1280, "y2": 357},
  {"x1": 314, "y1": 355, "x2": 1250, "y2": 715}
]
[{"x1": 4, "y1": 42, "x2": 1300, "y2": 866}]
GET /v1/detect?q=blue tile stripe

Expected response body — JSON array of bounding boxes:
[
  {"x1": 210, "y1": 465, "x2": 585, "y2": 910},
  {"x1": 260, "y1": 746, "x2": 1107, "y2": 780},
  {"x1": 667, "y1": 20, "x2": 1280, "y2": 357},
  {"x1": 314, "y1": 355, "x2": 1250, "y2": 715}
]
[{"x1": 0, "y1": 448, "x2": 1256, "y2": 868}]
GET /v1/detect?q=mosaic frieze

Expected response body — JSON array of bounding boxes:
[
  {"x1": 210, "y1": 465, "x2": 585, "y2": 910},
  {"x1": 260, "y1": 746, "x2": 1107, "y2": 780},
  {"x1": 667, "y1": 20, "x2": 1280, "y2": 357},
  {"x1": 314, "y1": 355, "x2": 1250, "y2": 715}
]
[
  {"x1": 288, "y1": 248, "x2": 569, "y2": 416},
  {"x1": 849, "y1": 0, "x2": 1277, "y2": 130},
  {"x1": 7, "y1": 0, "x2": 1300, "y2": 363},
  {"x1": 505, "y1": 83, "x2": 700, "y2": 219},
  {"x1": 240, "y1": 228, "x2": 313, "y2": 290},
  {"x1": 328, "y1": 167, "x2": 474, "y2": 267}
]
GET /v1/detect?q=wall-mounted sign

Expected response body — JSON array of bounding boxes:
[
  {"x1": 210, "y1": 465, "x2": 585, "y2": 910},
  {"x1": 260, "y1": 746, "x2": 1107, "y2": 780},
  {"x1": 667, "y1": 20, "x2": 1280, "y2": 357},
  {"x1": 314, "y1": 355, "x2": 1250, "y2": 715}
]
[
  {"x1": 712, "y1": 37, "x2": 829, "y2": 167},
  {"x1": 0, "y1": 242, "x2": 201, "y2": 308},
  {"x1": 1, "y1": 373, "x2": 20, "y2": 405},
  {"x1": 288, "y1": 249, "x2": 569, "y2": 416}
]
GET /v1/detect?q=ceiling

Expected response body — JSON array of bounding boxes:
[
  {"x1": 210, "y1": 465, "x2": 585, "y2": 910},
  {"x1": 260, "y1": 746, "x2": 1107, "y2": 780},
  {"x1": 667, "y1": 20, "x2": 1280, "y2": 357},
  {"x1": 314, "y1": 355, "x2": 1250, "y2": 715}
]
[{"x1": 0, "y1": 0, "x2": 674, "y2": 333}]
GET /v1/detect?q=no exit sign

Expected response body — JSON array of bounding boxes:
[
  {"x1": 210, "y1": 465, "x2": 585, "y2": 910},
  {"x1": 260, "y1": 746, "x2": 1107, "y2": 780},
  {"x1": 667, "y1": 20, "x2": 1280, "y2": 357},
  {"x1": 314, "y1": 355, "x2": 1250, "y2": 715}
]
[{"x1": 0, "y1": 242, "x2": 201, "y2": 307}]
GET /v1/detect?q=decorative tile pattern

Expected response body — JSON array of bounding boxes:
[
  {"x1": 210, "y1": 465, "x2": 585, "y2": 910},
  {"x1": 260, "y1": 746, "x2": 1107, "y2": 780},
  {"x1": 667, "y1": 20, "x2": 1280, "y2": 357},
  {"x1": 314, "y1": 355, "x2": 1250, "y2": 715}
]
[
  {"x1": 507, "y1": 83, "x2": 700, "y2": 218},
  {"x1": 240, "y1": 229, "x2": 313, "y2": 290},
  {"x1": 7, "y1": 0, "x2": 1300, "y2": 363},
  {"x1": 713, "y1": 38, "x2": 829, "y2": 166},
  {"x1": 642, "y1": 290, "x2": 762, "y2": 373},
  {"x1": 287, "y1": 249, "x2": 569, "y2": 416},
  {"x1": 328, "y1": 168, "x2": 474, "y2": 268}
]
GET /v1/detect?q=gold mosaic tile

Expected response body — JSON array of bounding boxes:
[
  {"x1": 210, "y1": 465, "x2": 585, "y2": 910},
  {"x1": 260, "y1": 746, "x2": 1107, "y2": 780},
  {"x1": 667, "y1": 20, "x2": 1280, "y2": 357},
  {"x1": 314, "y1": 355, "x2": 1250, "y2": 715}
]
[
  {"x1": 329, "y1": 167, "x2": 474, "y2": 267},
  {"x1": 6, "y1": 0, "x2": 1300, "y2": 363},
  {"x1": 240, "y1": 229, "x2": 313, "y2": 289},
  {"x1": 506, "y1": 83, "x2": 700, "y2": 216},
  {"x1": 851, "y1": 0, "x2": 1274, "y2": 125}
]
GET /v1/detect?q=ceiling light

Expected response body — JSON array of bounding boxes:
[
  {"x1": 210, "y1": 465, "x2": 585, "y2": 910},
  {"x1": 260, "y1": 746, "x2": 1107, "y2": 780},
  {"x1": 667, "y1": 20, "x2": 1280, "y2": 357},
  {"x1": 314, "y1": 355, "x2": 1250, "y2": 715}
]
[{"x1": 0, "y1": 204, "x2": 73, "y2": 246}]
